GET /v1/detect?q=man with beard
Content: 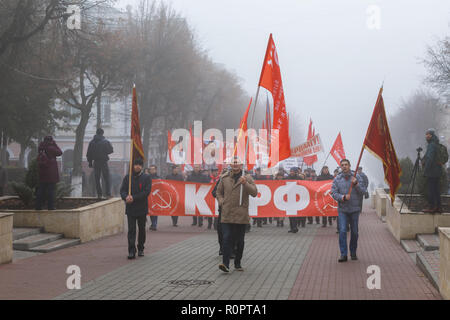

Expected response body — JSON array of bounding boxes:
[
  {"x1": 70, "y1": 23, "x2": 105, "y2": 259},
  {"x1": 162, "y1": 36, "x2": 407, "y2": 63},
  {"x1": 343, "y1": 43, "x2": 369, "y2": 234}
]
[
  {"x1": 216, "y1": 157, "x2": 258, "y2": 272},
  {"x1": 120, "y1": 158, "x2": 152, "y2": 259}
]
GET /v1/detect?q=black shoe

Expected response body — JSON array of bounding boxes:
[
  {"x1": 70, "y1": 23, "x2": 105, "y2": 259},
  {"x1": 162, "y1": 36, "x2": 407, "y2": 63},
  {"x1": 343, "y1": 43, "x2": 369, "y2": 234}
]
[
  {"x1": 173, "y1": 224, "x2": 178, "y2": 227},
  {"x1": 338, "y1": 256, "x2": 347, "y2": 263},
  {"x1": 138, "y1": 251, "x2": 144, "y2": 257},
  {"x1": 235, "y1": 265, "x2": 244, "y2": 271},
  {"x1": 219, "y1": 264, "x2": 229, "y2": 273},
  {"x1": 351, "y1": 255, "x2": 358, "y2": 260},
  {"x1": 198, "y1": 224, "x2": 203, "y2": 227},
  {"x1": 191, "y1": 223, "x2": 196, "y2": 226},
  {"x1": 128, "y1": 253, "x2": 136, "y2": 260}
]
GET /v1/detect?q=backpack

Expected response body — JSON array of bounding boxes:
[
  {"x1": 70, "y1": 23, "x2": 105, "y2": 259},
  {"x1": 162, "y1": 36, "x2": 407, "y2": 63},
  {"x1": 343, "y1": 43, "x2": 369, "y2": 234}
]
[
  {"x1": 437, "y1": 143, "x2": 448, "y2": 165},
  {"x1": 37, "y1": 150, "x2": 50, "y2": 169}
]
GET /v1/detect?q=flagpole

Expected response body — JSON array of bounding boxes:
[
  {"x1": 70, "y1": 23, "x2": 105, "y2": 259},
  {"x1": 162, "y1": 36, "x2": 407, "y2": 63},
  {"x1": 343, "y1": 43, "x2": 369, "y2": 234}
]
[
  {"x1": 128, "y1": 84, "x2": 136, "y2": 197},
  {"x1": 346, "y1": 86, "x2": 383, "y2": 198},
  {"x1": 240, "y1": 86, "x2": 262, "y2": 205}
]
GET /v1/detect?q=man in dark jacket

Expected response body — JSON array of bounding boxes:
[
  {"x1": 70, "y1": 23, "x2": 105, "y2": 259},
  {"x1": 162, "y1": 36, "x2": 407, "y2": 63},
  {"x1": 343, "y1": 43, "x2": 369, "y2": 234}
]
[
  {"x1": 187, "y1": 164, "x2": 210, "y2": 227},
  {"x1": 422, "y1": 129, "x2": 444, "y2": 213},
  {"x1": 0, "y1": 164, "x2": 7, "y2": 196},
  {"x1": 36, "y1": 136, "x2": 62, "y2": 210},
  {"x1": 120, "y1": 158, "x2": 152, "y2": 259},
  {"x1": 147, "y1": 165, "x2": 160, "y2": 230},
  {"x1": 317, "y1": 166, "x2": 335, "y2": 227},
  {"x1": 86, "y1": 128, "x2": 114, "y2": 199},
  {"x1": 166, "y1": 165, "x2": 184, "y2": 227},
  {"x1": 285, "y1": 167, "x2": 303, "y2": 233}
]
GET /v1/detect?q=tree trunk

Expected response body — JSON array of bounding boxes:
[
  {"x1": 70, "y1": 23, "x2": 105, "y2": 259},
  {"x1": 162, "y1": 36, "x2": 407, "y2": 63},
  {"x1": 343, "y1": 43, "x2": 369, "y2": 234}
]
[
  {"x1": 18, "y1": 143, "x2": 26, "y2": 168},
  {"x1": 96, "y1": 92, "x2": 102, "y2": 129},
  {"x1": 0, "y1": 132, "x2": 8, "y2": 166},
  {"x1": 71, "y1": 106, "x2": 92, "y2": 196}
]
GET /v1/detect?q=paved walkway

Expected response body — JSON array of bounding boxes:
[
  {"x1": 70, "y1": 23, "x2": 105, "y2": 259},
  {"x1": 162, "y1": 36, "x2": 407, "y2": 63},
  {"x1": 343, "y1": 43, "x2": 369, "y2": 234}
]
[{"x1": 0, "y1": 205, "x2": 442, "y2": 300}]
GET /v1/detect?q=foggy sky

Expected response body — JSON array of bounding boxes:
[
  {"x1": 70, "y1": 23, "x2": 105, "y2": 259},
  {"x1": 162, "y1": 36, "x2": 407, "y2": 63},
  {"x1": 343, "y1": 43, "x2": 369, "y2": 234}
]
[{"x1": 116, "y1": 0, "x2": 450, "y2": 186}]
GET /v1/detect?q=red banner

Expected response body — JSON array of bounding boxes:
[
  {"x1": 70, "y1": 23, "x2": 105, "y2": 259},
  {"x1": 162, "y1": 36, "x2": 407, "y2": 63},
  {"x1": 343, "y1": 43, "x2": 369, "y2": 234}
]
[{"x1": 148, "y1": 180, "x2": 338, "y2": 218}]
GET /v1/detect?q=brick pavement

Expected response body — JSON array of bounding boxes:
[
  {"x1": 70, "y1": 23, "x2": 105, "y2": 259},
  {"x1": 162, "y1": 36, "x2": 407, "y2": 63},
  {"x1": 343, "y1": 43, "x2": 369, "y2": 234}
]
[
  {"x1": 0, "y1": 205, "x2": 443, "y2": 300},
  {"x1": 288, "y1": 207, "x2": 441, "y2": 300}
]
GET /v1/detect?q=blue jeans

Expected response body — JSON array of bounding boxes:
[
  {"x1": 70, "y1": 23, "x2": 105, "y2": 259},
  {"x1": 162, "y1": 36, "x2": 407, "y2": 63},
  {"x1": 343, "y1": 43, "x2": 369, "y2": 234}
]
[{"x1": 338, "y1": 210, "x2": 360, "y2": 257}]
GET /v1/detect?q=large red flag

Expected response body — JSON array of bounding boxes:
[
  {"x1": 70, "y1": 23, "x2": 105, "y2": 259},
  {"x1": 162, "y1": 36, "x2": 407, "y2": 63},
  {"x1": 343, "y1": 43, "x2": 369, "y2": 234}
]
[
  {"x1": 131, "y1": 86, "x2": 145, "y2": 162},
  {"x1": 233, "y1": 98, "x2": 256, "y2": 170},
  {"x1": 259, "y1": 34, "x2": 291, "y2": 167},
  {"x1": 363, "y1": 88, "x2": 401, "y2": 203},
  {"x1": 304, "y1": 119, "x2": 318, "y2": 166},
  {"x1": 330, "y1": 132, "x2": 346, "y2": 166},
  {"x1": 167, "y1": 130, "x2": 177, "y2": 163}
]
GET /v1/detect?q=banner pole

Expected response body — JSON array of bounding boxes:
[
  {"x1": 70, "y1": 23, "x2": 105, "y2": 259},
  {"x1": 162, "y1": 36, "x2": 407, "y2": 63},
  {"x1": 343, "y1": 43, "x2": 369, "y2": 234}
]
[{"x1": 240, "y1": 86, "x2": 261, "y2": 205}]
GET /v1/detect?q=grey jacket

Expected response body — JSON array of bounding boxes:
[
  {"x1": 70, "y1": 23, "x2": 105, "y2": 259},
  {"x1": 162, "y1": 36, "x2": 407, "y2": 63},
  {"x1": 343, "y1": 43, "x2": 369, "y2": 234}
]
[{"x1": 331, "y1": 171, "x2": 366, "y2": 213}]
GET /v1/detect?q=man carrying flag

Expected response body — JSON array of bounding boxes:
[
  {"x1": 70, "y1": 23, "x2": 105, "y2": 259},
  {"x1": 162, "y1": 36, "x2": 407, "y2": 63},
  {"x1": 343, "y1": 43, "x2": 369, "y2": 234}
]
[{"x1": 120, "y1": 86, "x2": 152, "y2": 260}]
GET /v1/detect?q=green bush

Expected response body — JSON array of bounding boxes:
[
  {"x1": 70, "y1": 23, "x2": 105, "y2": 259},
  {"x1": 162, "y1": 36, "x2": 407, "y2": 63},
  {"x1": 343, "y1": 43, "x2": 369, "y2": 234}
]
[
  {"x1": 55, "y1": 182, "x2": 73, "y2": 200},
  {"x1": 10, "y1": 182, "x2": 34, "y2": 206}
]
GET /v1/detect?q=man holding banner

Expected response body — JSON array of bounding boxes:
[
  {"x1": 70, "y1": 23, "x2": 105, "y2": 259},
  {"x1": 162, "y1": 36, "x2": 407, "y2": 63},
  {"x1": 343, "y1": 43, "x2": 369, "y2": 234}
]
[
  {"x1": 217, "y1": 157, "x2": 258, "y2": 273},
  {"x1": 120, "y1": 158, "x2": 152, "y2": 260},
  {"x1": 331, "y1": 159, "x2": 366, "y2": 263}
]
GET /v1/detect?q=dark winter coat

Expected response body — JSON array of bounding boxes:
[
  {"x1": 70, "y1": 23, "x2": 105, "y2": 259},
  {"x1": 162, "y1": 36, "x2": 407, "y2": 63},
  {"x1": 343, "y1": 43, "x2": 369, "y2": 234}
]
[
  {"x1": 423, "y1": 134, "x2": 442, "y2": 178},
  {"x1": 317, "y1": 173, "x2": 334, "y2": 181},
  {"x1": 165, "y1": 173, "x2": 184, "y2": 181},
  {"x1": 120, "y1": 171, "x2": 152, "y2": 217},
  {"x1": 186, "y1": 171, "x2": 210, "y2": 183},
  {"x1": 37, "y1": 137, "x2": 62, "y2": 184},
  {"x1": 285, "y1": 174, "x2": 304, "y2": 181},
  {"x1": 86, "y1": 135, "x2": 114, "y2": 164}
]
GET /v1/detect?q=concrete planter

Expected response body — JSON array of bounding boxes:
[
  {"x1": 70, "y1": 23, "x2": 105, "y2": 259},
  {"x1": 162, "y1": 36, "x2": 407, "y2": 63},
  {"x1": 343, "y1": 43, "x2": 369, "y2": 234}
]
[
  {"x1": 374, "y1": 188, "x2": 388, "y2": 219},
  {"x1": 0, "y1": 213, "x2": 13, "y2": 265},
  {"x1": 1, "y1": 197, "x2": 124, "y2": 243},
  {"x1": 439, "y1": 227, "x2": 450, "y2": 300},
  {"x1": 384, "y1": 192, "x2": 450, "y2": 242}
]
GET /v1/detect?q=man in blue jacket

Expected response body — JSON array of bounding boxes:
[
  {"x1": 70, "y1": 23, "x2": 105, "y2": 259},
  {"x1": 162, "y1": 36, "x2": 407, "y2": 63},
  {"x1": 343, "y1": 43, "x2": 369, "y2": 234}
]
[
  {"x1": 120, "y1": 158, "x2": 152, "y2": 260},
  {"x1": 331, "y1": 159, "x2": 366, "y2": 262}
]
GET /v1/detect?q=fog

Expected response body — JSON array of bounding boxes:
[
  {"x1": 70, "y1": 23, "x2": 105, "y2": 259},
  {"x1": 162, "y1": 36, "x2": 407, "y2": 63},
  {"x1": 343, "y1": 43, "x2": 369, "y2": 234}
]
[{"x1": 117, "y1": 0, "x2": 450, "y2": 186}]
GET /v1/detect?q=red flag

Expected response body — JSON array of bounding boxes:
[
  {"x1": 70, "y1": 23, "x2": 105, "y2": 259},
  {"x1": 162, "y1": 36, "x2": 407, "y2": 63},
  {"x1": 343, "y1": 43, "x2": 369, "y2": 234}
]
[
  {"x1": 330, "y1": 132, "x2": 346, "y2": 166},
  {"x1": 131, "y1": 86, "x2": 145, "y2": 162},
  {"x1": 304, "y1": 119, "x2": 318, "y2": 166},
  {"x1": 259, "y1": 34, "x2": 291, "y2": 167},
  {"x1": 233, "y1": 98, "x2": 256, "y2": 170},
  {"x1": 167, "y1": 130, "x2": 177, "y2": 163},
  {"x1": 363, "y1": 88, "x2": 401, "y2": 203}
]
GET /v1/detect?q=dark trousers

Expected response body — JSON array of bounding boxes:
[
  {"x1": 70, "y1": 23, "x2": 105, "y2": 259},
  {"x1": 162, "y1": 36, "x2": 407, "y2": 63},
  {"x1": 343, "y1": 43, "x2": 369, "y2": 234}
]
[
  {"x1": 427, "y1": 177, "x2": 441, "y2": 208},
  {"x1": 35, "y1": 182, "x2": 56, "y2": 210},
  {"x1": 217, "y1": 209, "x2": 223, "y2": 252},
  {"x1": 207, "y1": 217, "x2": 213, "y2": 228},
  {"x1": 322, "y1": 216, "x2": 333, "y2": 226},
  {"x1": 171, "y1": 216, "x2": 178, "y2": 226},
  {"x1": 127, "y1": 215, "x2": 146, "y2": 254},
  {"x1": 222, "y1": 223, "x2": 246, "y2": 268},
  {"x1": 289, "y1": 217, "x2": 298, "y2": 231},
  {"x1": 308, "y1": 216, "x2": 320, "y2": 224},
  {"x1": 0, "y1": 187, "x2": 3, "y2": 197},
  {"x1": 192, "y1": 216, "x2": 203, "y2": 226},
  {"x1": 150, "y1": 216, "x2": 158, "y2": 228},
  {"x1": 94, "y1": 161, "x2": 111, "y2": 198},
  {"x1": 298, "y1": 217, "x2": 306, "y2": 227}
]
